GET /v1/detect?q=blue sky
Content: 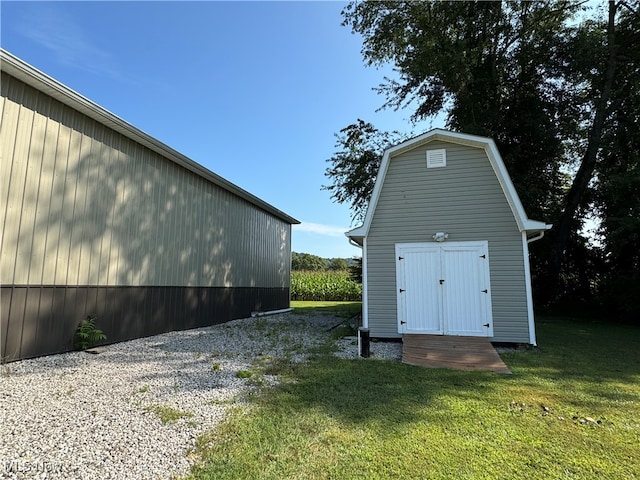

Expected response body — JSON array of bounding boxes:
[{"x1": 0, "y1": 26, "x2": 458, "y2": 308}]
[{"x1": 1, "y1": 1, "x2": 442, "y2": 258}]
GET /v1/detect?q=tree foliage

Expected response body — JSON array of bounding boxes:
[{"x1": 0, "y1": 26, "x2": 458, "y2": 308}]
[
  {"x1": 323, "y1": 120, "x2": 406, "y2": 221},
  {"x1": 593, "y1": 4, "x2": 640, "y2": 321},
  {"x1": 348, "y1": 256, "x2": 363, "y2": 284},
  {"x1": 291, "y1": 252, "x2": 328, "y2": 271},
  {"x1": 328, "y1": 258, "x2": 350, "y2": 271},
  {"x1": 291, "y1": 252, "x2": 360, "y2": 272},
  {"x1": 325, "y1": 0, "x2": 640, "y2": 320}
]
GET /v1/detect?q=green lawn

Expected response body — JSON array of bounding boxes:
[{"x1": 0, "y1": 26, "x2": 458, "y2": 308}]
[
  {"x1": 187, "y1": 306, "x2": 640, "y2": 480},
  {"x1": 290, "y1": 300, "x2": 362, "y2": 317}
]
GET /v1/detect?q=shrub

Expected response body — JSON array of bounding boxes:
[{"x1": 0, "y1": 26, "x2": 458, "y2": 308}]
[{"x1": 73, "y1": 314, "x2": 107, "y2": 351}]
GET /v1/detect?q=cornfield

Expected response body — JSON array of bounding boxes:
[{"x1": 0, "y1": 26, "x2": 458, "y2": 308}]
[{"x1": 290, "y1": 270, "x2": 362, "y2": 301}]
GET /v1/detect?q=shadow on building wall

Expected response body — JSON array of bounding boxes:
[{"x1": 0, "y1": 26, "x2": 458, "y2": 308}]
[{"x1": 1, "y1": 77, "x2": 291, "y2": 361}]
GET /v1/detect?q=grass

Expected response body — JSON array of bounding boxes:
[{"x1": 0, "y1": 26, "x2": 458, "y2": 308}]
[
  {"x1": 187, "y1": 311, "x2": 640, "y2": 480},
  {"x1": 145, "y1": 404, "x2": 194, "y2": 424},
  {"x1": 291, "y1": 300, "x2": 362, "y2": 318}
]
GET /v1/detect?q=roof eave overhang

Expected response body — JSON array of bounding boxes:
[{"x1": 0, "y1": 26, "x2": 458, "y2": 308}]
[
  {"x1": 524, "y1": 221, "x2": 553, "y2": 244},
  {"x1": 523, "y1": 220, "x2": 553, "y2": 233},
  {"x1": 345, "y1": 227, "x2": 365, "y2": 247},
  {"x1": 0, "y1": 49, "x2": 299, "y2": 225}
]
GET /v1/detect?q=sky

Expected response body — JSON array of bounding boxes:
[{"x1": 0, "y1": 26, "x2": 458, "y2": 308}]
[{"x1": 1, "y1": 0, "x2": 443, "y2": 258}]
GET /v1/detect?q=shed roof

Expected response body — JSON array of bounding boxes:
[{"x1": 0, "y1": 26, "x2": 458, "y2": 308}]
[
  {"x1": 0, "y1": 49, "x2": 299, "y2": 225},
  {"x1": 347, "y1": 129, "x2": 551, "y2": 244}
]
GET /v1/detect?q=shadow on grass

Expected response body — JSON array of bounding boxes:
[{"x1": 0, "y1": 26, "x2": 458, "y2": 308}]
[
  {"x1": 507, "y1": 317, "x2": 640, "y2": 380},
  {"x1": 273, "y1": 356, "x2": 500, "y2": 429},
  {"x1": 266, "y1": 316, "x2": 640, "y2": 429},
  {"x1": 189, "y1": 315, "x2": 640, "y2": 480},
  {"x1": 500, "y1": 317, "x2": 640, "y2": 412}
]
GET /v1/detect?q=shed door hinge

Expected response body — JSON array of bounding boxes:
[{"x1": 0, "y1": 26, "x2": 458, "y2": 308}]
[
  {"x1": 483, "y1": 323, "x2": 490, "y2": 328},
  {"x1": 400, "y1": 320, "x2": 407, "y2": 325},
  {"x1": 399, "y1": 288, "x2": 405, "y2": 293},
  {"x1": 398, "y1": 256, "x2": 404, "y2": 261},
  {"x1": 481, "y1": 289, "x2": 488, "y2": 293},
  {"x1": 480, "y1": 254, "x2": 486, "y2": 259}
]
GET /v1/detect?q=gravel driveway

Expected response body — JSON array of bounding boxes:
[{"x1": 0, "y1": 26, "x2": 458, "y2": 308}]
[{"x1": 1, "y1": 311, "x2": 401, "y2": 480}]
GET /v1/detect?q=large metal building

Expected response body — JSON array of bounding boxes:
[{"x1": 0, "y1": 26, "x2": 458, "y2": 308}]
[{"x1": 1, "y1": 49, "x2": 299, "y2": 362}]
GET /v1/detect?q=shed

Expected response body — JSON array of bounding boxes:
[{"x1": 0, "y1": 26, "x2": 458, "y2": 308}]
[
  {"x1": 0, "y1": 50, "x2": 299, "y2": 362},
  {"x1": 347, "y1": 129, "x2": 550, "y2": 345}
]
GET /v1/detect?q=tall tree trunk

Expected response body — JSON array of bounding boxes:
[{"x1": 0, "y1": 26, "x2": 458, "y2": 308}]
[{"x1": 549, "y1": 0, "x2": 619, "y2": 299}]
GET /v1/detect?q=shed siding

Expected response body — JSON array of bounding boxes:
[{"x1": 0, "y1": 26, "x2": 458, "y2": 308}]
[
  {"x1": 1, "y1": 72, "x2": 292, "y2": 361},
  {"x1": 366, "y1": 140, "x2": 530, "y2": 343}
]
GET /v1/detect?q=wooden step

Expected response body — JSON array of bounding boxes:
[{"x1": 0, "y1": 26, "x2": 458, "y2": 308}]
[{"x1": 402, "y1": 334, "x2": 511, "y2": 374}]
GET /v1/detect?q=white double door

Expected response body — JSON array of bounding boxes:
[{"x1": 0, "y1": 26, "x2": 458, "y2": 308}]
[{"x1": 396, "y1": 241, "x2": 493, "y2": 337}]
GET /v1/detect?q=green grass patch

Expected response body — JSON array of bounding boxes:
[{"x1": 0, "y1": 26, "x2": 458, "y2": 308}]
[
  {"x1": 145, "y1": 405, "x2": 193, "y2": 424},
  {"x1": 254, "y1": 355, "x2": 296, "y2": 377},
  {"x1": 188, "y1": 317, "x2": 640, "y2": 479},
  {"x1": 291, "y1": 300, "x2": 361, "y2": 318}
]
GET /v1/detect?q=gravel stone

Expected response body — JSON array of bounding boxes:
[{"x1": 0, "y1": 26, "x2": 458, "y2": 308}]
[{"x1": 1, "y1": 311, "x2": 401, "y2": 479}]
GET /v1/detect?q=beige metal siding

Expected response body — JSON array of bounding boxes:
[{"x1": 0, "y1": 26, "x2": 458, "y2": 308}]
[
  {"x1": 367, "y1": 140, "x2": 530, "y2": 343},
  {"x1": 1, "y1": 72, "x2": 291, "y2": 290}
]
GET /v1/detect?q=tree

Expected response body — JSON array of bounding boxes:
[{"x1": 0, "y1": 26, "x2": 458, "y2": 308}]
[
  {"x1": 323, "y1": 120, "x2": 406, "y2": 221},
  {"x1": 326, "y1": 1, "x2": 638, "y2": 312},
  {"x1": 547, "y1": 0, "x2": 621, "y2": 297},
  {"x1": 592, "y1": 2, "x2": 640, "y2": 321},
  {"x1": 291, "y1": 252, "x2": 328, "y2": 271},
  {"x1": 349, "y1": 256, "x2": 363, "y2": 284},
  {"x1": 328, "y1": 258, "x2": 349, "y2": 271}
]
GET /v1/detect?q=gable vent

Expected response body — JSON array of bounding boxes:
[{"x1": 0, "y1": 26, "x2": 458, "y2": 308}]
[{"x1": 426, "y1": 149, "x2": 446, "y2": 168}]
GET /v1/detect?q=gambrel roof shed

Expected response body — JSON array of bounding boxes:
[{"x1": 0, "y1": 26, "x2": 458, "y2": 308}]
[{"x1": 347, "y1": 129, "x2": 551, "y2": 345}]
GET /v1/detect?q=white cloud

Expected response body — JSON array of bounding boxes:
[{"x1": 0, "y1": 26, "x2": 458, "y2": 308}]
[{"x1": 293, "y1": 222, "x2": 348, "y2": 238}]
